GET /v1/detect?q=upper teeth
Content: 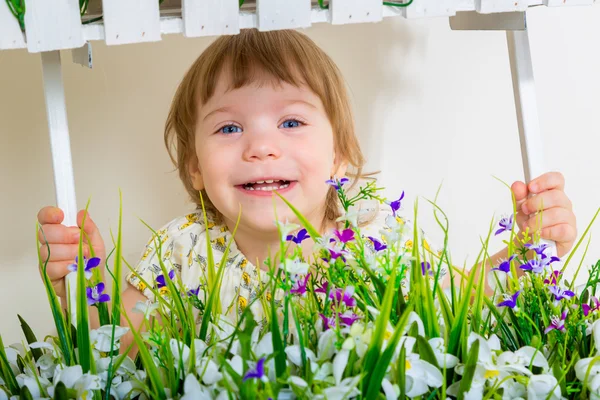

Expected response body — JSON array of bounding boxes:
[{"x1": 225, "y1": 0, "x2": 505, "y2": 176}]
[{"x1": 250, "y1": 179, "x2": 281, "y2": 185}]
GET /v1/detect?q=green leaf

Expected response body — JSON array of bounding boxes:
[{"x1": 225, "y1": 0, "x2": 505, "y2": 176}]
[
  {"x1": 271, "y1": 283, "x2": 286, "y2": 378},
  {"x1": 365, "y1": 305, "x2": 414, "y2": 399},
  {"x1": 457, "y1": 339, "x2": 480, "y2": 400},
  {"x1": 121, "y1": 306, "x2": 166, "y2": 399},
  {"x1": 0, "y1": 335, "x2": 19, "y2": 393},
  {"x1": 19, "y1": 385, "x2": 33, "y2": 400},
  {"x1": 54, "y1": 381, "x2": 68, "y2": 400},
  {"x1": 17, "y1": 315, "x2": 42, "y2": 362},
  {"x1": 416, "y1": 335, "x2": 439, "y2": 369},
  {"x1": 362, "y1": 268, "x2": 397, "y2": 395},
  {"x1": 76, "y1": 199, "x2": 94, "y2": 373},
  {"x1": 36, "y1": 223, "x2": 74, "y2": 366},
  {"x1": 397, "y1": 344, "x2": 406, "y2": 399},
  {"x1": 111, "y1": 190, "x2": 124, "y2": 328}
]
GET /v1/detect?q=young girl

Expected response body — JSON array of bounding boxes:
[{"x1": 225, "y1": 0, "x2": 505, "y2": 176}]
[{"x1": 37, "y1": 28, "x2": 577, "y2": 342}]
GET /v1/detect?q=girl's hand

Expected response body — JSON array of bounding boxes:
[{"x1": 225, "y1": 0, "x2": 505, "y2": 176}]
[
  {"x1": 37, "y1": 207, "x2": 106, "y2": 299},
  {"x1": 511, "y1": 172, "x2": 577, "y2": 258}
]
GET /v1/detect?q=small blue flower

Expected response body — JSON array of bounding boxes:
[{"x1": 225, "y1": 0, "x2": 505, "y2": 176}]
[
  {"x1": 386, "y1": 191, "x2": 405, "y2": 217},
  {"x1": 325, "y1": 177, "x2": 349, "y2": 191},
  {"x1": 548, "y1": 285, "x2": 575, "y2": 303},
  {"x1": 495, "y1": 215, "x2": 514, "y2": 236},
  {"x1": 156, "y1": 269, "x2": 176, "y2": 289},
  {"x1": 491, "y1": 254, "x2": 517, "y2": 273},
  {"x1": 286, "y1": 228, "x2": 310, "y2": 245},
  {"x1": 67, "y1": 256, "x2": 101, "y2": 280},
  {"x1": 368, "y1": 236, "x2": 387, "y2": 252},
  {"x1": 243, "y1": 357, "x2": 266, "y2": 382},
  {"x1": 86, "y1": 282, "x2": 110, "y2": 306},
  {"x1": 497, "y1": 290, "x2": 521, "y2": 309}
]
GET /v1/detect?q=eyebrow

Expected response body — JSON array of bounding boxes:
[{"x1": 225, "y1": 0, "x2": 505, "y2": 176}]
[{"x1": 202, "y1": 99, "x2": 319, "y2": 122}]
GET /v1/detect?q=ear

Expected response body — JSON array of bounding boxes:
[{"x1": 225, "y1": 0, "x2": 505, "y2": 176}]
[
  {"x1": 188, "y1": 155, "x2": 204, "y2": 191},
  {"x1": 331, "y1": 152, "x2": 348, "y2": 178}
]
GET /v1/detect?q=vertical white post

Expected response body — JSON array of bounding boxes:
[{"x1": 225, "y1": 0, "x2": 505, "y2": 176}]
[
  {"x1": 182, "y1": 0, "x2": 240, "y2": 37},
  {"x1": 506, "y1": 30, "x2": 558, "y2": 258},
  {"x1": 41, "y1": 51, "x2": 78, "y2": 321},
  {"x1": 102, "y1": 0, "x2": 161, "y2": 45},
  {"x1": 256, "y1": 0, "x2": 312, "y2": 31}
]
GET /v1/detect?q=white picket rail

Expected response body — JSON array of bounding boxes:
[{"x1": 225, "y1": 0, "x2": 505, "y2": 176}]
[{"x1": 0, "y1": 0, "x2": 597, "y2": 52}]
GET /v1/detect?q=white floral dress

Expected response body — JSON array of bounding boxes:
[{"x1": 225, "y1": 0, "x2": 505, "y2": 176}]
[{"x1": 126, "y1": 199, "x2": 444, "y2": 325}]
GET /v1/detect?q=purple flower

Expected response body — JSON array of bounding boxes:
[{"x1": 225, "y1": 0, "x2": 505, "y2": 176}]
[
  {"x1": 525, "y1": 243, "x2": 549, "y2": 255},
  {"x1": 86, "y1": 282, "x2": 110, "y2": 306},
  {"x1": 290, "y1": 273, "x2": 310, "y2": 296},
  {"x1": 387, "y1": 192, "x2": 405, "y2": 217},
  {"x1": 548, "y1": 285, "x2": 575, "y2": 303},
  {"x1": 582, "y1": 296, "x2": 600, "y2": 316},
  {"x1": 495, "y1": 215, "x2": 514, "y2": 236},
  {"x1": 334, "y1": 229, "x2": 355, "y2": 244},
  {"x1": 327, "y1": 248, "x2": 346, "y2": 262},
  {"x1": 540, "y1": 254, "x2": 561, "y2": 267},
  {"x1": 544, "y1": 270, "x2": 562, "y2": 285},
  {"x1": 325, "y1": 177, "x2": 350, "y2": 191},
  {"x1": 421, "y1": 262, "x2": 434, "y2": 277},
  {"x1": 497, "y1": 290, "x2": 521, "y2": 309},
  {"x1": 188, "y1": 286, "x2": 200, "y2": 297},
  {"x1": 243, "y1": 357, "x2": 266, "y2": 382},
  {"x1": 544, "y1": 310, "x2": 568, "y2": 334},
  {"x1": 286, "y1": 229, "x2": 310, "y2": 245},
  {"x1": 492, "y1": 255, "x2": 518, "y2": 273},
  {"x1": 156, "y1": 269, "x2": 175, "y2": 289},
  {"x1": 339, "y1": 311, "x2": 360, "y2": 327},
  {"x1": 320, "y1": 313, "x2": 336, "y2": 331},
  {"x1": 330, "y1": 286, "x2": 356, "y2": 308},
  {"x1": 315, "y1": 282, "x2": 329, "y2": 295},
  {"x1": 520, "y1": 259, "x2": 545, "y2": 274},
  {"x1": 67, "y1": 256, "x2": 101, "y2": 280},
  {"x1": 368, "y1": 236, "x2": 387, "y2": 252}
]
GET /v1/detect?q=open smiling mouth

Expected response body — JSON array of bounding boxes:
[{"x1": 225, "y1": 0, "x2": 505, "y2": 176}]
[{"x1": 241, "y1": 179, "x2": 293, "y2": 191}]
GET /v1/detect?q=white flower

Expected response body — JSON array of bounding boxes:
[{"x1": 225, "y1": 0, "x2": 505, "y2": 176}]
[
  {"x1": 318, "y1": 329, "x2": 337, "y2": 361},
  {"x1": 319, "y1": 376, "x2": 361, "y2": 400},
  {"x1": 382, "y1": 378, "x2": 400, "y2": 400},
  {"x1": 342, "y1": 323, "x2": 369, "y2": 358},
  {"x1": 285, "y1": 345, "x2": 316, "y2": 367},
  {"x1": 196, "y1": 357, "x2": 223, "y2": 385},
  {"x1": 333, "y1": 349, "x2": 350, "y2": 385},
  {"x1": 575, "y1": 356, "x2": 600, "y2": 398},
  {"x1": 169, "y1": 339, "x2": 191, "y2": 364},
  {"x1": 132, "y1": 300, "x2": 159, "y2": 320},
  {"x1": 404, "y1": 355, "x2": 444, "y2": 398},
  {"x1": 16, "y1": 374, "x2": 50, "y2": 398},
  {"x1": 428, "y1": 337, "x2": 459, "y2": 368},
  {"x1": 275, "y1": 219, "x2": 300, "y2": 241},
  {"x1": 280, "y1": 258, "x2": 310, "y2": 276},
  {"x1": 336, "y1": 209, "x2": 369, "y2": 228},
  {"x1": 314, "y1": 362, "x2": 333, "y2": 381},
  {"x1": 180, "y1": 374, "x2": 211, "y2": 399},
  {"x1": 115, "y1": 371, "x2": 146, "y2": 399},
  {"x1": 49, "y1": 365, "x2": 101, "y2": 399},
  {"x1": 90, "y1": 325, "x2": 129, "y2": 353},
  {"x1": 527, "y1": 374, "x2": 562, "y2": 400}
]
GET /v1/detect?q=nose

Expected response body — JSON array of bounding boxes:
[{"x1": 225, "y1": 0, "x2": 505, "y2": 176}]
[{"x1": 242, "y1": 128, "x2": 282, "y2": 162}]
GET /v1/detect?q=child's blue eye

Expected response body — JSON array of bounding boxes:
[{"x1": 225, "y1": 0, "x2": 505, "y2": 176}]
[
  {"x1": 279, "y1": 119, "x2": 303, "y2": 129},
  {"x1": 219, "y1": 125, "x2": 242, "y2": 134}
]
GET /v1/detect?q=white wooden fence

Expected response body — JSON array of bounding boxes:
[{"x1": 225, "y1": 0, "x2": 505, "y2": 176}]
[{"x1": 0, "y1": 0, "x2": 596, "y2": 53}]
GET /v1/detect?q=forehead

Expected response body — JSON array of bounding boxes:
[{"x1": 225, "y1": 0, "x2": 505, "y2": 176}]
[{"x1": 199, "y1": 65, "x2": 324, "y2": 113}]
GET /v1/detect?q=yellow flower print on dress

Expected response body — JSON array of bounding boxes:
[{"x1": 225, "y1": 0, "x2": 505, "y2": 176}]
[
  {"x1": 242, "y1": 272, "x2": 251, "y2": 286},
  {"x1": 178, "y1": 213, "x2": 200, "y2": 230},
  {"x1": 238, "y1": 295, "x2": 247, "y2": 310}
]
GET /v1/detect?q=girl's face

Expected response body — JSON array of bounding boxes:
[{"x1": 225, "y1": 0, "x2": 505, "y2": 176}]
[{"x1": 189, "y1": 71, "x2": 345, "y2": 234}]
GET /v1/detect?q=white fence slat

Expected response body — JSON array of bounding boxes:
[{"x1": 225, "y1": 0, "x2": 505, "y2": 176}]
[
  {"x1": 543, "y1": 0, "x2": 594, "y2": 6},
  {"x1": 256, "y1": 0, "x2": 312, "y2": 31},
  {"x1": 102, "y1": 0, "x2": 161, "y2": 45},
  {"x1": 402, "y1": 0, "x2": 457, "y2": 18},
  {"x1": 0, "y1": 3, "x2": 25, "y2": 50},
  {"x1": 476, "y1": 0, "x2": 528, "y2": 13},
  {"x1": 182, "y1": 0, "x2": 239, "y2": 37},
  {"x1": 23, "y1": 0, "x2": 84, "y2": 53},
  {"x1": 330, "y1": 0, "x2": 382, "y2": 24}
]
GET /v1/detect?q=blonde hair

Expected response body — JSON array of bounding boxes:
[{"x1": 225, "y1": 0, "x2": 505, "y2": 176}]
[{"x1": 164, "y1": 28, "x2": 367, "y2": 225}]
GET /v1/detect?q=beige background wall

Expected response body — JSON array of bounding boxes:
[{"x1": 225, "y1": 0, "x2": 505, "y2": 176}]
[{"x1": 1, "y1": 6, "x2": 598, "y2": 343}]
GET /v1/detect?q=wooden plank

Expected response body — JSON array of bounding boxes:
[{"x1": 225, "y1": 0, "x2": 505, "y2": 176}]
[
  {"x1": 256, "y1": 0, "x2": 312, "y2": 31},
  {"x1": 476, "y1": 0, "x2": 528, "y2": 13},
  {"x1": 401, "y1": 0, "x2": 457, "y2": 18},
  {"x1": 330, "y1": 0, "x2": 383, "y2": 24},
  {"x1": 0, "y1": 2, "x2": 26, "y2": 50},
  {"x1": 23, "y1": 0, "x2": 84, "y2": 53},
  {"x1": 182, "y1": 0, "x2": 239, "y2": 37},
  {"x1": 102, "y1": 0, "x2": 161, "y2": 45}
]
